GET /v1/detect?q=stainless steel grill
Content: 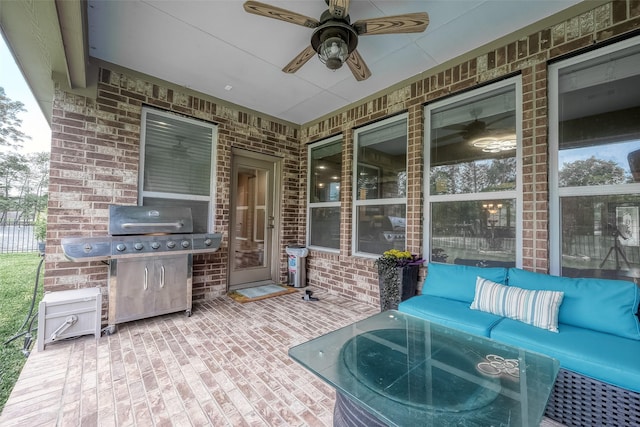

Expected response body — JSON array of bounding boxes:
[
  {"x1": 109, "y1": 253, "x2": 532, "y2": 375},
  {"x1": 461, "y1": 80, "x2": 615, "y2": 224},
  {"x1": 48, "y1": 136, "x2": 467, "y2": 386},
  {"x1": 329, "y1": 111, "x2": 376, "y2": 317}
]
[
  {"x1": 62, "y1": 205, "x2": 221, "y2": 261},
  {"x1": 61, "y1": 205, "x2": 222, "y2": 334}
]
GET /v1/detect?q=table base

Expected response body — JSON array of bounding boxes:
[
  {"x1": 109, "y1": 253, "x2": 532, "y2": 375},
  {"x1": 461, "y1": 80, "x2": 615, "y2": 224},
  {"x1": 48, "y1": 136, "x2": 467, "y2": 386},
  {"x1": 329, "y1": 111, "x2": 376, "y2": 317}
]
[{"x1": 334, "y1": 392, "x2": 387, "y2": 427}]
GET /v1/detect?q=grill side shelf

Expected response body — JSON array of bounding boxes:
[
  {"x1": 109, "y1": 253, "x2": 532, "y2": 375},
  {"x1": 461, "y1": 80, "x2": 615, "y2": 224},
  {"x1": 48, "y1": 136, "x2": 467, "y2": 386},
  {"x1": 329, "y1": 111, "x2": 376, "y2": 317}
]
[{"x1": 61, "y1": 237, "x2": 112, "y2": 262}]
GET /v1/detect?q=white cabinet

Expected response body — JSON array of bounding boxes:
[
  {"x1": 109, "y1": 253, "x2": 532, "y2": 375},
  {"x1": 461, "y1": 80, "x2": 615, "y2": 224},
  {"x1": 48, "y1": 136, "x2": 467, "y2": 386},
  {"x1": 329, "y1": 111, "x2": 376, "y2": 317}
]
[{"x1": 108, "y1": 254, "x2": 191, "y2": 332}]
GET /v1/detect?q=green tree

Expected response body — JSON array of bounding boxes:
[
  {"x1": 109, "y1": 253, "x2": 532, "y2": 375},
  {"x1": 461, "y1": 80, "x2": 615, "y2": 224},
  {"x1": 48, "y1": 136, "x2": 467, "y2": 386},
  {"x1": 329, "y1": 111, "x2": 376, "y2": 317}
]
[
  {"x1": 559, "y1": 156, "x2": 627, "y2": 187},
  {"x1": 0, "y1": 89, "x2": 48, "y2": 225},
  {"x1": 0, "y1": 87, "x2": 29, "y2": 149}
]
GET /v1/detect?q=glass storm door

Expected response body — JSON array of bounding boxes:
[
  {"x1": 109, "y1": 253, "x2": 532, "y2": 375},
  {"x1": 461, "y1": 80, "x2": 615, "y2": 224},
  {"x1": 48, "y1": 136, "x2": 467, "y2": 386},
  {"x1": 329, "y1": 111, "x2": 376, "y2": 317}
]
[{"x1": 229, "y1": 154, "x2": 277, "y2": 289}]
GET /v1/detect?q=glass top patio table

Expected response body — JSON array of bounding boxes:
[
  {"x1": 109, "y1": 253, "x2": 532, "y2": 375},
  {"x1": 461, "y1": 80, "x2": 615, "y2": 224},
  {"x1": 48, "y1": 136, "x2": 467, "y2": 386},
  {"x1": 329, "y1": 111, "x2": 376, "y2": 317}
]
[{"x1": 289, "y1": 310, "x2": 559, "y2": 427}]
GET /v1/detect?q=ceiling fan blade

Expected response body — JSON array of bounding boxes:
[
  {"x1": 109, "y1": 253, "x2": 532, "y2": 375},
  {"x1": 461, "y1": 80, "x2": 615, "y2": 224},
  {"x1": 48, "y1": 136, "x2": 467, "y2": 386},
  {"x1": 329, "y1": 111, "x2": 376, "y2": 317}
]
[
  {"x1": 346, "y1": 50, "x2": 371, "y2": 81},
  {"x1": 354, "y1": 12, "x2": 429, "y2": 35},
  {"x1": 283, "y1": 45, "x2": 316, "y2": 74},
  {"x1": 243, "y1": 1, "x2": 319, "y2": 29},
  {"x1": 329, "y1": 0, "x2": 350, "y2": 18}
]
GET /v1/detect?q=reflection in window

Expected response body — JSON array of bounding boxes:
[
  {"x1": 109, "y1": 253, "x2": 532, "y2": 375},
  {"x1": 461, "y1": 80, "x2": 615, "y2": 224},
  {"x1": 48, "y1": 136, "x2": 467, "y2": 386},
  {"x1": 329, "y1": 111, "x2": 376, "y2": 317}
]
[
  {"x1": 308, "y1": 137, "x2": 342, "y2": 250},
  {"x1": 425, "y1": 78, "x2": 520, "y2": 267},
  {"x1": 430, "y1": 85, "x2": 516, "y2": 195},
  {"x1": 430, "y1": 200, "x2": 515, "y2": 267},
  {"x1": 551, "y1": 38, "x2": 640, "y2": 280},
  {"x1": 356, "y1": 205, "x2": 406, "y2": 255},
  {"x1": 354, "y1": 116, "x2": 408, "y2": 256},
  {"x1": 561, "y1": 195, "x2": 640, "y2": 278}
]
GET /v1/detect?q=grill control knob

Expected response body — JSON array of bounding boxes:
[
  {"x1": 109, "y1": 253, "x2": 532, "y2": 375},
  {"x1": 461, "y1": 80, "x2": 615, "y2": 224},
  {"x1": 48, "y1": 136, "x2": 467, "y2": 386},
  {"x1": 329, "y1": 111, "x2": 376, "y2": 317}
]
[
  {"x1": 181, "y1": 240, "x2": 190, "y2": 248},
  {"x1": 204, "y1": 238, "x2": 212, "y2": 246},
  {"x1": 151, "y1": 241, "x2": 161, "y2": 250},
  {"x1": 166, "y1": 240, "x2": 176, "y2": 249},
  {"x1": 134, "y1": 242, "x2": 144, "y2": 251},
  {"x1": 116, "y1": 243, "x2": 126, "y2": 252}
]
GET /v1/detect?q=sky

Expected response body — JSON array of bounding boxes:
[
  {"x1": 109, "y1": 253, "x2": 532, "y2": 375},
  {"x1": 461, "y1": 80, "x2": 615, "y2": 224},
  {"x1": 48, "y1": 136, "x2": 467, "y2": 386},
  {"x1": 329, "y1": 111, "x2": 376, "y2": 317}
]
[{"x1": 0, "y1": 34, "x2": 51, "y2": 154}]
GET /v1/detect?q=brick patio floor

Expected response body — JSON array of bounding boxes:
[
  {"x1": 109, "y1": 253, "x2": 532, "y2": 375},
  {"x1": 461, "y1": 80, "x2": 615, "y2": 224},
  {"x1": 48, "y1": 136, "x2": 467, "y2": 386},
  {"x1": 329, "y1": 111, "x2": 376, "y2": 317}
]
[{"x1": 0, "y1": 288, "x2": 564, "y2": 426}]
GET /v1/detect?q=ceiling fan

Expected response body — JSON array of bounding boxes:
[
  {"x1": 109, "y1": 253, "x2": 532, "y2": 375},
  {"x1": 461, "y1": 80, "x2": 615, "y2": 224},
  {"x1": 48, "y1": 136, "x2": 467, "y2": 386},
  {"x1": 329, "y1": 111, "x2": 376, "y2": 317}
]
[
  {"x1": 448, "y1": 119, "x2": 493, "y2": 141},
  {"x1": 243, "y1": 0, "x2": 430, "y2": 81},
  {"x1": 440, "y1": 115, "x2": 516, "y2": 153}
]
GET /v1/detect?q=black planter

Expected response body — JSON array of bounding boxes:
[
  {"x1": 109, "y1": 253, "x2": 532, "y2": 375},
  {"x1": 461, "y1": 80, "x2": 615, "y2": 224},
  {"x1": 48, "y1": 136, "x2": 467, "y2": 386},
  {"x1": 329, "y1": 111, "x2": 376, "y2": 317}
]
[{"x1": 378, "y1": 265, "x2": 419, "y2": 311}]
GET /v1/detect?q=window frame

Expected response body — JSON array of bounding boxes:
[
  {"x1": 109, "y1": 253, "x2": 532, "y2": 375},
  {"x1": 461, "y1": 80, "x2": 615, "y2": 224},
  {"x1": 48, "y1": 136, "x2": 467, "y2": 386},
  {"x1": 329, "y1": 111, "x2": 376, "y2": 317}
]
[
  {"x1": 548, "y1": 35, "x2": 640, "y2": 275},
  {"x1": 423, "y1": 76, "x2": 523, "y2": 266},
  {"x1": 306, "y1": 135, "x2": 342, "y2": 253},
  {"x1": 352, "y1": 113, "x2": 409, "y2": 258},
  {"x1": 139, "y1": 107, "x2": 218, "y2": 233}
]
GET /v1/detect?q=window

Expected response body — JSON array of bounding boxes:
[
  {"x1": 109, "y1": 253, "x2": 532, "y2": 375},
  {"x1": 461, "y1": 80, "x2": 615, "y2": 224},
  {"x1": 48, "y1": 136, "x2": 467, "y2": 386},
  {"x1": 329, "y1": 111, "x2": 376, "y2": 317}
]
[
  {"x1": 549, "y1": 36, "x2": 640, "y2": 280},
  {"x1": 425, "y1": 78, "x2": 522, "y2": 267},
  {"x1": 353, "y1": 115, "x2": 408, "y2": 256},
  {"x1": 307, "y1": 136, "x2": 342, "y2": 251},
  {"x1": 139, "y1": 107, "x2": 217, "y2": 233}
]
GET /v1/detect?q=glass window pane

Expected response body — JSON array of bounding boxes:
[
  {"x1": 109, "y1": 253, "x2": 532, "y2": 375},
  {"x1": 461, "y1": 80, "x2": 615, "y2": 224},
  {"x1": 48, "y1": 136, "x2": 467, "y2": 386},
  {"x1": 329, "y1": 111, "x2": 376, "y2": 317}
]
[
  {"x1": 357, "y1": 119, "x2": 407, "y2": 200},
  {"x1": 560, "y1": 195, "x2": 640, "y2": 280},
  {"x1": 557, "y1": 44, "x2": 640, "y2": 187},
  {"x1": 143, "y1": 112, "x2": 212, "y2": 196},
  {"x1": 310, "y1": 140, "x2": 342, "y2": 203},
  {"x1": 430, "y1": 200, "x2": 516, "y2": 267},
  {"x1": 356, "y1": 204, "x2": 406, "y2": 255},
  {"x1": 430, "y1": 86, "x2": 516, "y2": 195},
  {"x1": 309, "y1": 207, "x2": 340, "y2": 249}
]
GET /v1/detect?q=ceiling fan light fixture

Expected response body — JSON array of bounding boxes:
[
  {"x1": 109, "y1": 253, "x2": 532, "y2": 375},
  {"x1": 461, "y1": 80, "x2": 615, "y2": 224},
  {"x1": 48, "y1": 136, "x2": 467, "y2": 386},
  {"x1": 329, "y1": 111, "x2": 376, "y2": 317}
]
[
  {"x1": 318, "y1": 36, "x2": 349, "y2": 70},
  {"x1": 472, "y1": 135, "x2": 517, "y2": 153},
  {"x1": 311, "y1": 20, "x2": 358, "y2": 72}
]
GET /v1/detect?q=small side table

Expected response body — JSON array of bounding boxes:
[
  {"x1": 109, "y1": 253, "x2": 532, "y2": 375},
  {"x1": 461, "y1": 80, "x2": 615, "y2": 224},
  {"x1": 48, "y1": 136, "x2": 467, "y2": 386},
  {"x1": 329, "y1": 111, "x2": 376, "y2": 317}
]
[{"x1": 37, "y1": 288, "x2": 102, "y2": 351}]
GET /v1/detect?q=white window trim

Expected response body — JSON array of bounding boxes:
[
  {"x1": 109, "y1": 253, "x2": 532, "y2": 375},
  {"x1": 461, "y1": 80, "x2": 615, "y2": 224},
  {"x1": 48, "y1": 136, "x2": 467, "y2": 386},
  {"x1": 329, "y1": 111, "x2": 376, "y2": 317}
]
[
  {"x1": 424, "y1": 76, "x2": 523, "y2": 267},
  {"x1": 548, "y1": 35, "x2": 640, "y2": 275},
  {"x1": 307, "y1": 135, "x2": 342, "y2": 253},
  {"x1": 139, "y1": 107, "x2": 218, "y2": 233},
  {"x1": 352, "y1": 113, "x2": 409, "y2": 258}
]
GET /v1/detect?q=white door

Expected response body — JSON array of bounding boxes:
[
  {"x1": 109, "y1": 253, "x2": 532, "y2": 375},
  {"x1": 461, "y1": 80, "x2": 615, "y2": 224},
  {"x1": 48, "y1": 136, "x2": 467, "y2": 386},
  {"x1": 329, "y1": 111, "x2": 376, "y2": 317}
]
[{"x1": 229, "y1": 151, "x2": 280, "y2": 290}]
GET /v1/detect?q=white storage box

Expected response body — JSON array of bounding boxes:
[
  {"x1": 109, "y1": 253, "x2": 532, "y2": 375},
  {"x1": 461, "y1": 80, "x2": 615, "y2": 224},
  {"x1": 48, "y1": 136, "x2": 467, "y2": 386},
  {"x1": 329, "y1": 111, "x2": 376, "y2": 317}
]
[{"x1": 37, "y1": 288, "x2": 102, "y2": 351}]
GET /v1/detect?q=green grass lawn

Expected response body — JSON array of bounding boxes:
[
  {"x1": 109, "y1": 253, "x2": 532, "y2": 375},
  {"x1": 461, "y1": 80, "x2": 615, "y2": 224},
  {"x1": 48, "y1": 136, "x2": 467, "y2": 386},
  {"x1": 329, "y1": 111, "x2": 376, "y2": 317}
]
[{"x1": 0, "y1": 253, "x2": 44, "y2": 412}]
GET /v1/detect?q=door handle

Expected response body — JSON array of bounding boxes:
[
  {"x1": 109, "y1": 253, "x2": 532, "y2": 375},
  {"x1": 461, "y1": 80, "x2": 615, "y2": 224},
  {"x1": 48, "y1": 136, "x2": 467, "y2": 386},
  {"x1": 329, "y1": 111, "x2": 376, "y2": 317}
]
[
  {"x1": 268, "y1": 216, "x2": 275, "y2": 229},
  {"x1": 144, "y1": 266, "x2": 148, "y2": 290},
  {"x1": 160, "y1": 265, "x2": 165, "y2": 288}
]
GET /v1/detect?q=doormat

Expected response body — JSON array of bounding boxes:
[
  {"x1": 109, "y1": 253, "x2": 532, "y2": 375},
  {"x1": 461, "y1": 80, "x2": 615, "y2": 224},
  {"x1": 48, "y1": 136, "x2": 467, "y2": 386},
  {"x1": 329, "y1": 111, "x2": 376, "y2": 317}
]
[{"x1": 228, "y1": 284, "x2": 297, "y2": 303}]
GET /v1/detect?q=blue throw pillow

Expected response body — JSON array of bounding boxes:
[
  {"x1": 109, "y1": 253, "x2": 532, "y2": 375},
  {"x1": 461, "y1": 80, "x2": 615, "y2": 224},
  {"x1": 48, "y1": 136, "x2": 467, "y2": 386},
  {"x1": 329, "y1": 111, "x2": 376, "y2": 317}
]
[
  {"x1": 507, "y1": 268, "x2": 640, "y2": 340},
  {"x1": 422, "y1": 262, "x2": 508, "y2": 304}
]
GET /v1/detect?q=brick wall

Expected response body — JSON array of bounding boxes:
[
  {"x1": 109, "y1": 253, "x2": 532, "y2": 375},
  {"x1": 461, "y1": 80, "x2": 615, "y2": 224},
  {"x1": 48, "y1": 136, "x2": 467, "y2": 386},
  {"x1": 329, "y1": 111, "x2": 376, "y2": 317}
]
[
  {"x1": 45, "y1": 67, "x2": 300, "y2": 321},
  {"x1": 299, "y1": 1, "x2": 640, "y2": 305}
]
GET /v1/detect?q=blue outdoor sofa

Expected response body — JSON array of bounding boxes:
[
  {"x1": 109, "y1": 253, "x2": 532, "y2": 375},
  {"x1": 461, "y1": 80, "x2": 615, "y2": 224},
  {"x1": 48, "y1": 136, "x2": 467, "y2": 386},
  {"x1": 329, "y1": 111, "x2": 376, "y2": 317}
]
[{"x1": 398, "y1": 262, "x2": 640, "y2": 427}]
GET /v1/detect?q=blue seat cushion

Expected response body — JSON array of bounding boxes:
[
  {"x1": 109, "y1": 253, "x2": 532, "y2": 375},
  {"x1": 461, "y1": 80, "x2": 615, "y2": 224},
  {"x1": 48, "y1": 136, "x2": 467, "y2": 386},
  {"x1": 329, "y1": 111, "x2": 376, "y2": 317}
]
[
  {"x1": 398, "y1": 295, "x2": 503, "y2": 337},
  {"x1": 422, "y1": 262, "x2": 508, "y2": 304},
  {"x1": 490, "y1": 318, "x2": 640, "y2": 393},
  {"x1": 507, "y1": 268, "x2": 640, "y2": 340}
]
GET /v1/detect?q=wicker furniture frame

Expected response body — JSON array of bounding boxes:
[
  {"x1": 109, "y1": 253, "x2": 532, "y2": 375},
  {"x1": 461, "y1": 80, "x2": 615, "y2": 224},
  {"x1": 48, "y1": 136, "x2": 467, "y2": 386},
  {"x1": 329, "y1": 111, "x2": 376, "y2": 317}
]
[{"x1": 545, "y1": 368, "x2": 640, "y2": 427}]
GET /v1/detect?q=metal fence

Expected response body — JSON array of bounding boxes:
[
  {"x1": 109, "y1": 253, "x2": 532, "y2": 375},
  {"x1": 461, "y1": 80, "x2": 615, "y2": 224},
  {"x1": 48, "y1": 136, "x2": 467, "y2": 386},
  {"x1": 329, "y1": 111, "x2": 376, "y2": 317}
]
[{"x1": 0, "y1": 224, "x2": 39, "y2": 253}]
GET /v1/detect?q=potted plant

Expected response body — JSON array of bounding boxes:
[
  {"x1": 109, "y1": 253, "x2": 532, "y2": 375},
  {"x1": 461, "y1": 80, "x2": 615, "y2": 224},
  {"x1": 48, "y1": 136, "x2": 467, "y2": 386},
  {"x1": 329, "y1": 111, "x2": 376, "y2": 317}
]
[
  {"x1": 375, "y1": 249, "x2": 424, "y2": 311},
  {"x1": 34, "y1": 213, "x2": 47, "y2": 254}
]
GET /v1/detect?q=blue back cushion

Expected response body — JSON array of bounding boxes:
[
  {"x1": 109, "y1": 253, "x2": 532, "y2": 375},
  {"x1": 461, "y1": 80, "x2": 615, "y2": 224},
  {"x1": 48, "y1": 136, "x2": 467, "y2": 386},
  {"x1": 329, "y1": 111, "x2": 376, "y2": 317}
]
[
  {"x1": 507, "y1": 268, "x2": 640, "y2": 340},
  {"x1": 422, "y1": 262, "x2": 508, "y2": 303}
]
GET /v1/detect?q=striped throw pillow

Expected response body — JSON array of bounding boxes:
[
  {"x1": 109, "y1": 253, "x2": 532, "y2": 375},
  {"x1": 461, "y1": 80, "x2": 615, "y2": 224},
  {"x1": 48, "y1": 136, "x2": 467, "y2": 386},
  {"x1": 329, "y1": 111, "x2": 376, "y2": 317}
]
[{"x1": 470, "y1": 277, "x2": 565, "y2": 332}]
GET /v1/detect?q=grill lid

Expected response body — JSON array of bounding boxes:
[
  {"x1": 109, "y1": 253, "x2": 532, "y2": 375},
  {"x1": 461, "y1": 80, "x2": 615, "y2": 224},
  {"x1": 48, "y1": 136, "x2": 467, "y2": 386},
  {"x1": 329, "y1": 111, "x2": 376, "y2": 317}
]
[{"x1": 109, "y1": 205, "x2": 193, "y2": 235}]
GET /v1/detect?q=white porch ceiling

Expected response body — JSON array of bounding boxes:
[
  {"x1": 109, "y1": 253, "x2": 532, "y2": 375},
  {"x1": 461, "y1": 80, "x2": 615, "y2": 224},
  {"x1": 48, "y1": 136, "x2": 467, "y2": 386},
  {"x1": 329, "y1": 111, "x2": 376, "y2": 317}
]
[{"x1": 87, "y1": 0, "x2": 584, "y2": 125}]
